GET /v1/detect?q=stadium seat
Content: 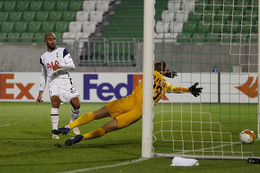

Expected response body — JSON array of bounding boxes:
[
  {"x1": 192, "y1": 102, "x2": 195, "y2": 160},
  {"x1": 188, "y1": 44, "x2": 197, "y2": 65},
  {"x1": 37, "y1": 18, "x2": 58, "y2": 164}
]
[
  {"x1": 89, "y1": 11, "x2": 103, "y2": 23},
  {"x1": 167, "y1": 0, "x2": 181, "y2": 12},
  {"x1": 156, "y1": 21, "x2": 170, "y2": 33},
  {"x1": 3, "y1": 1, "x2": 16, "y2": 12},
  {"x1": 212, "y1": 22, "x2": 223, "y2": 34},
  {"x1": 21, "y1": 33, "x2": 34, "y2": 42},
  {"x1": 7, "y1": 33, "x2": 21, "y2": 42},
  {"x1": 14, "y1": 22, "x2": 28, "y2": 33},
  {"x1": 0, "y1": 33, "x2": 7, "y2": 42},
  {"x1": 188, "y1": 12, "x2": 202, "y2": 24},
  {"x1": 182, "y1": 0, "x2": 195, "y2": 12},
  {"x1": 169, "y1": 22, "x2": 183, "y2": 33},
  {"x1": 196, "y1": 22, "x2": 211, "y2": 33},
  {"x1": 192, "y1": 33, "x2": 207, "y2": 42},
  {"x1": 183, "y1": 22, "x2": 196, "y2": 33},
  {"x1": 42, "y1": 1, "x2": 56, "y2": 12},
  {"x1": 241, "y1": 22, "x2": 252, "y2": 34},
  {"x1": 29, "y1": 1, "x2": 43, "y2": 12},
  {"x1": 203, "y1": 14, "x2": 213, "y2": 23},
  {"x1": 55, "y1": 22, "x2": 69, "y2": 33},
  {"x1": 75, "y1": 32, "x2": 90, "y2": 43},
  {"x1": 161, "y1": 11, "x2": 175, "y2": 22},
  {"x1": 56, "y1": 1, "x2": 69, "y2": 11},
  {"x1": 42, "y1": 21, "x2": 55, "y2": 33},
  {"x1": 36, "y1": 12, "x2": 49, "y2": 22},
  {"x1": 17, "y1": 1, "x2": 30, "y2": 12},
  {"x1": 0, "y1": 2, "x2": 3, "y2": 12},
  {"x1": 96, "y1": 0, "x2": 110, "y2": 12},
  {"x1": 224, "y1": 24, "x2": 239, "y2": 34},
  {"x1": 2, "y1": 22, "x2": 15, "y2": 33},
  {"x1": 83, "y1": 1, "x2": 96, "y2": 11},
  {"x1": 177, "y1": 33, "x2": 191, "y2": 43},
  {"x1": 28, "y1": 22, "x2": 41, "y2": 33},
  {"x1": 63, "y1": 12, "x2": 76, "y2": 21},
  {"x1": 76, "y1": 11, "x2": 90, "y2": 22},
  {"x1": 34, "y1": 32, "x2": 45, "y2": 43},
  {"x1": 55, "y1": 32, "x2": 63, "y2": 42},
  {"x1": 83, "y1": 21, "x2": 96, "y2": 34},
  {"x1": 49, "y1": 12, "x2": 63, "y2": 22},
  {"x1": 69, "y1": 1, "x2": 83, "y2": 11},
  {"x1": 69, "y1": 22, "x2": 82, "y2": 33},
  {"x1": 22, "y1": 12, "x2": 36, "y2": 22},
  {"x1": 62, "y1": 32, "x2": 76, "y2": 44},
  {"x1": 207, "y1": 34, "x2": 220, "y2": 42},
  {"x1": 0, "y1": 12, "x2": 9, "y2": 22},
  {"x1": 175, "y1": 11, "x2": 188, "y2": 22},
  {"x1": 9, "y1": 12, "x2": 23, "y2": 22}
]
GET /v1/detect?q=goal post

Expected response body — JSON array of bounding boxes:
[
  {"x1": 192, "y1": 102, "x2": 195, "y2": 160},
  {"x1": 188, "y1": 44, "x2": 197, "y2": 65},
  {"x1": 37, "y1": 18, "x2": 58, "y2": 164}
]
[
  {"x1": 142, "y1": 0, "x2": 260, "y2": 160},
  {"x1": 142, "y1": 0, "x2": 155, "y2": 158}
]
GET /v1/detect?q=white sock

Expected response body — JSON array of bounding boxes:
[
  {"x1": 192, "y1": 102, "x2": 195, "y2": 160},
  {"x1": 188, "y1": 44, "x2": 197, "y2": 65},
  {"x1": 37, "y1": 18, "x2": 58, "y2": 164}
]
[
  {"x1": 51, "y1": 108, "x2": 59, "y2": 130},
  {"x1": 69, "y1": 108, "x2": 80, "y2": 123}
]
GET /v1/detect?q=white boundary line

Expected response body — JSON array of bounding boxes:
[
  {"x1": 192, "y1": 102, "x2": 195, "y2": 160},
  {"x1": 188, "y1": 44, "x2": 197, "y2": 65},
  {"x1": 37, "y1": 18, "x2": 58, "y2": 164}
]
[
  {"x1": 59, "y1": 157, "x2": 148, "y2": 173},
  {"x1": 0, "y1": 124, "x2": 11, "y2": 127}
]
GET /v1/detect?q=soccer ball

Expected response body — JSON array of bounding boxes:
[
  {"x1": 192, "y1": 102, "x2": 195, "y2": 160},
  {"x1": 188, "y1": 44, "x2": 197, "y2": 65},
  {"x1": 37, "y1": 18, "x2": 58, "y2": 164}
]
[{"x1": 239, "y1": 129, "x2": 256, "y2": 144}]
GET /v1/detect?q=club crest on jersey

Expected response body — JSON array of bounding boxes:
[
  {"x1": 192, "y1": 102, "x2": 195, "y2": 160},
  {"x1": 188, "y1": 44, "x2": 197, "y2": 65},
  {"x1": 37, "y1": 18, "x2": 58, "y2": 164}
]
[{"x1": 47, "y1": 60, "x2": 60, "y2": 69}]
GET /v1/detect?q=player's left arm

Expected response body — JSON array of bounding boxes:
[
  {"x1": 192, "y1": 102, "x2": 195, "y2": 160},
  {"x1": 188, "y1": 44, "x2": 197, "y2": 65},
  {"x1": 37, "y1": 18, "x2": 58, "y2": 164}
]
[
  {"x1": 166, "y1": 82, "x2": 203, "y2": 97},
  {"x1": 55, "y1": 48, "x2": 75, "y2": 70}
]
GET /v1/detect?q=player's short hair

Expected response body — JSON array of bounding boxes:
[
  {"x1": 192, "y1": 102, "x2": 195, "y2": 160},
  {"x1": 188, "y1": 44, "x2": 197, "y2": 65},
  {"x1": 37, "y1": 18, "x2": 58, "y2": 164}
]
[
  {"x1": 154, "y1": 60, "x2": 166, "y2": 73},
  {"x1": 44, "y1": 32, "x2": 56, "y2": 41}
]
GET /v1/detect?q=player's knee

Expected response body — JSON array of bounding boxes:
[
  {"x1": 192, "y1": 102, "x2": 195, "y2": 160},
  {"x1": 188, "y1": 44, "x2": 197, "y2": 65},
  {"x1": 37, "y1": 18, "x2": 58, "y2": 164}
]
[
  {"x1": 51, "y1": 96, "x2": 60, "y2": 108},
  {"x1": 71, "y1": 98, "x2": 80, "y2": 109}
]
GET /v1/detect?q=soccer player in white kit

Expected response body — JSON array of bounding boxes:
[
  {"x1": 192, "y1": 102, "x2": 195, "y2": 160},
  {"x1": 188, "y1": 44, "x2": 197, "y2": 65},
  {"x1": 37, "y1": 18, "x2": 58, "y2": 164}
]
[{"x1": 36, "y1": 33, "x2": 81, "y2": 139}]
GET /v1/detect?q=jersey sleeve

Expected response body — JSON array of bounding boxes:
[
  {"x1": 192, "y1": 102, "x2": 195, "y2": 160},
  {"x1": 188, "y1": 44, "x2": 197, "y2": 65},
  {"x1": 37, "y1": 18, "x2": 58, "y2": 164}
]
[
  {"x1": 39, "y1": 58, "x2": 47, "y2": 91},
  {"x1": 61, "y1": 48, "x2": 75, "y2": 70},
  {"x1": 166, "y1": 82, "x2": 189, "y2": 93}
]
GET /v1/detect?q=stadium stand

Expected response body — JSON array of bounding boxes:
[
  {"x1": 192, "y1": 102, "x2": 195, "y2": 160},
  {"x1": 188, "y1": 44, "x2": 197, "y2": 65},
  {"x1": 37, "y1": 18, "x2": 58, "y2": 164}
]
[
  {"x1": 154, "y1": 0, "x2": 258, "y2": 43},
  {"x1": 0, "y1": 0, "x2": 89, "y2": 43}
]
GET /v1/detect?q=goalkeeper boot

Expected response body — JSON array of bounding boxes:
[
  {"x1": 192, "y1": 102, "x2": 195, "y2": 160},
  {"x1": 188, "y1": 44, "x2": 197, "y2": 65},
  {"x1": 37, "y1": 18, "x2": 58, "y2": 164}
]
[
  {"x1": 72, "y1": 127, "x2": 80, "y2": 135},
  {"x1": 65, "y1": 135, "x2": 84, "y2": 146},
  {"x1": 57, "y1": 127, "x2": 70, "y2": 135}
]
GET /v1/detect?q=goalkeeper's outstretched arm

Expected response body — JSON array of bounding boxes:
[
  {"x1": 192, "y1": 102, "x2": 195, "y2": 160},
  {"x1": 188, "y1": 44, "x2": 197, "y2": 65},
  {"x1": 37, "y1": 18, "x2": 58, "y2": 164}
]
[{"x1": 167, "y1": 82, "x2": 203, "y2": 97}]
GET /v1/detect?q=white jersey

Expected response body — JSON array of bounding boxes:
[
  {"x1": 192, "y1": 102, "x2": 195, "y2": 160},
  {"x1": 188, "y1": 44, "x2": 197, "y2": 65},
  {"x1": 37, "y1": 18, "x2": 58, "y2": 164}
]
[{"x1": 39, "y1": 47, "x2": 75, "y2": 91}]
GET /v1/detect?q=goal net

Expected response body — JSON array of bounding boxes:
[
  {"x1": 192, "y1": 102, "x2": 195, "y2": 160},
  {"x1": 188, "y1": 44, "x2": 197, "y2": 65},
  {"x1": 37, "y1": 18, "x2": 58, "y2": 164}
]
[{"x1": 142, "y1": 0, "x2": 260, "y2": 159}]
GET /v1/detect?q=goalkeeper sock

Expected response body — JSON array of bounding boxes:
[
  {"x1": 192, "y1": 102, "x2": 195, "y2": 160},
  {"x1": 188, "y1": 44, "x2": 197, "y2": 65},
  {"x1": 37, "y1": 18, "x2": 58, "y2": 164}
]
[
  {"x1": 68, "y1": 112, "x2": 95, "y2": 129},
  {"x1": 83, "y1": 128, "x2": 106, "y2": 140},
  {"x1": 51, "y1": 108, "x2": 59, "y2": 130},
  {"x1": 69, "y1": 108, "x2": 80, "y2": 123}
]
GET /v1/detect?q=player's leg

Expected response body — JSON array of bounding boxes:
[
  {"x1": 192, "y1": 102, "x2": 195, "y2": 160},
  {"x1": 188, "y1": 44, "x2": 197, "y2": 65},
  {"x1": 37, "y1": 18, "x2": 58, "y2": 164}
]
[
  {"x1": 51, "y1": 95, "x2": 61, "y2": 139},
  {"x1": 65, "y1": 103, "x2": 142, "y2": 146},
  {"x1": 69, "y1": 96, "x2": 81, "y2": 135},
  {"x1": 58, "y1": 106, "x2": 111, "y2": 135},
  {"x1": 65, "y1": 118, "x2": 117, "y2": 146}
]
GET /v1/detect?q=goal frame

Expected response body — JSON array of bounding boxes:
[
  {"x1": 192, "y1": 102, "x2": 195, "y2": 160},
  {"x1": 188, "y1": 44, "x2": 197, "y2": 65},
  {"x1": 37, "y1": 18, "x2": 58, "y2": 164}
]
[{"x1": 142, "y1": 0, "x2": 260, "y2": 159}]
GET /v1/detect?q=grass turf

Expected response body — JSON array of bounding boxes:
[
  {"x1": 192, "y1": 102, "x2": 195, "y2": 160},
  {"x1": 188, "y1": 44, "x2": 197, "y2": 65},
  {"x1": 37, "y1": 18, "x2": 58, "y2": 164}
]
[{"x1": 0, "y1": 102, "x2": 260, "y2": 173}]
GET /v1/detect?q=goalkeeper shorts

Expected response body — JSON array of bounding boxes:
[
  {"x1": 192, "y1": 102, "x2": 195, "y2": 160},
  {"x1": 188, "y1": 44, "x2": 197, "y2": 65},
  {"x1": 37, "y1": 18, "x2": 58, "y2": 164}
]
[{"x1": 105, "y1": 94, "x2": 142, "y2": 129}]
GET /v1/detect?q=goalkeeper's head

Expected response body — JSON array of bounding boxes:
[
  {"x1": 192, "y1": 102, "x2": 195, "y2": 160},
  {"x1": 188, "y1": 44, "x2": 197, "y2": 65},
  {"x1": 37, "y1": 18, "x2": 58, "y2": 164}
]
[{"x1": 154, "y1": 60, "x2": 166, "y2": 74}]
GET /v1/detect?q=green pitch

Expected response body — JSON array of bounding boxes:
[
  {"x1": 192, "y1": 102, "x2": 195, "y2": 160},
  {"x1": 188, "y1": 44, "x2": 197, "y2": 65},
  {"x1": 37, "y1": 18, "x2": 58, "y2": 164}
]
[{"x1": 0, "y1": 102, "x2": 260, "y2": 173}]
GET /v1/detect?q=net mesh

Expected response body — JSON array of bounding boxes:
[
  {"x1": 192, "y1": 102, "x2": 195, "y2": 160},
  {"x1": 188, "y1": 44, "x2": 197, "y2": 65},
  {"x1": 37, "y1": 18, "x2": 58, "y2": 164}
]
[{"x1": 152, "y1": 0, "x2": 260, "y2": 159}]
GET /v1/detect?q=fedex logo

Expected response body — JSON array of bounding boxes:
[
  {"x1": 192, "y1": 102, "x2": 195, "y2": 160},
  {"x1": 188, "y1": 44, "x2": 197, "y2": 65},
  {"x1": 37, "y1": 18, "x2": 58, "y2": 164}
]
[
  {"x1": 0, "y1": 73, "x2": 34, "y2": 100},
  {"x1": 83, "y1": 74, "x2": 143, "y2": 101}
]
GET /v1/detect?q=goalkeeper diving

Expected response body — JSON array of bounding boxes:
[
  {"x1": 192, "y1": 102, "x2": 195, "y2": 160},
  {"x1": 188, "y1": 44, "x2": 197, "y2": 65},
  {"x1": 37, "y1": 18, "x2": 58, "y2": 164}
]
[{"x1": 54, "y1": 60, "x2": 203, "y2": 146}]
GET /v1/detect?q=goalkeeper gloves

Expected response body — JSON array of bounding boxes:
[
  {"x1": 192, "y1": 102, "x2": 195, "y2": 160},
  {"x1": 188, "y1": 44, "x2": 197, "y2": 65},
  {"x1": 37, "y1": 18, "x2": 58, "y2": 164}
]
[
  {"x1": 189, "y1": 82, "x2": 203, "y2": 97},
  {"x1": 164, "y1": 70, "x2": 177, "y2": 78}
]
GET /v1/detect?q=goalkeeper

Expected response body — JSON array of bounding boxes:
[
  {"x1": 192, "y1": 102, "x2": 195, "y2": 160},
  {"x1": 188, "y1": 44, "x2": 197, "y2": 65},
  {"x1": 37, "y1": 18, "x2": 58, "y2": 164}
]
[{"x1": 55, "y1": 60, "x2": 203, "y2": 146}]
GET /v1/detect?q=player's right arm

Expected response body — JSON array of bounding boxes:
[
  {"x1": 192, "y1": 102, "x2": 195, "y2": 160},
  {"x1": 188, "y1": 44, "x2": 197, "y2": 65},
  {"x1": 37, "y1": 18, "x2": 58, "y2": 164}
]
[{"x1": 36, "y1": 59, "x2": 47, "y2": 104}]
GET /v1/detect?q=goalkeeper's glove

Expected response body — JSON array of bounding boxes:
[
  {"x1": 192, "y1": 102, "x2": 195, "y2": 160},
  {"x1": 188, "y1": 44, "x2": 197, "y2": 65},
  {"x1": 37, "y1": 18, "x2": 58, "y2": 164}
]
[
  {"x1": 189, "y1": 82, "x2": 203, "y2": 97},
  {"x1": 164, "y1": 70, "x2": 177, "y2": 78}
]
